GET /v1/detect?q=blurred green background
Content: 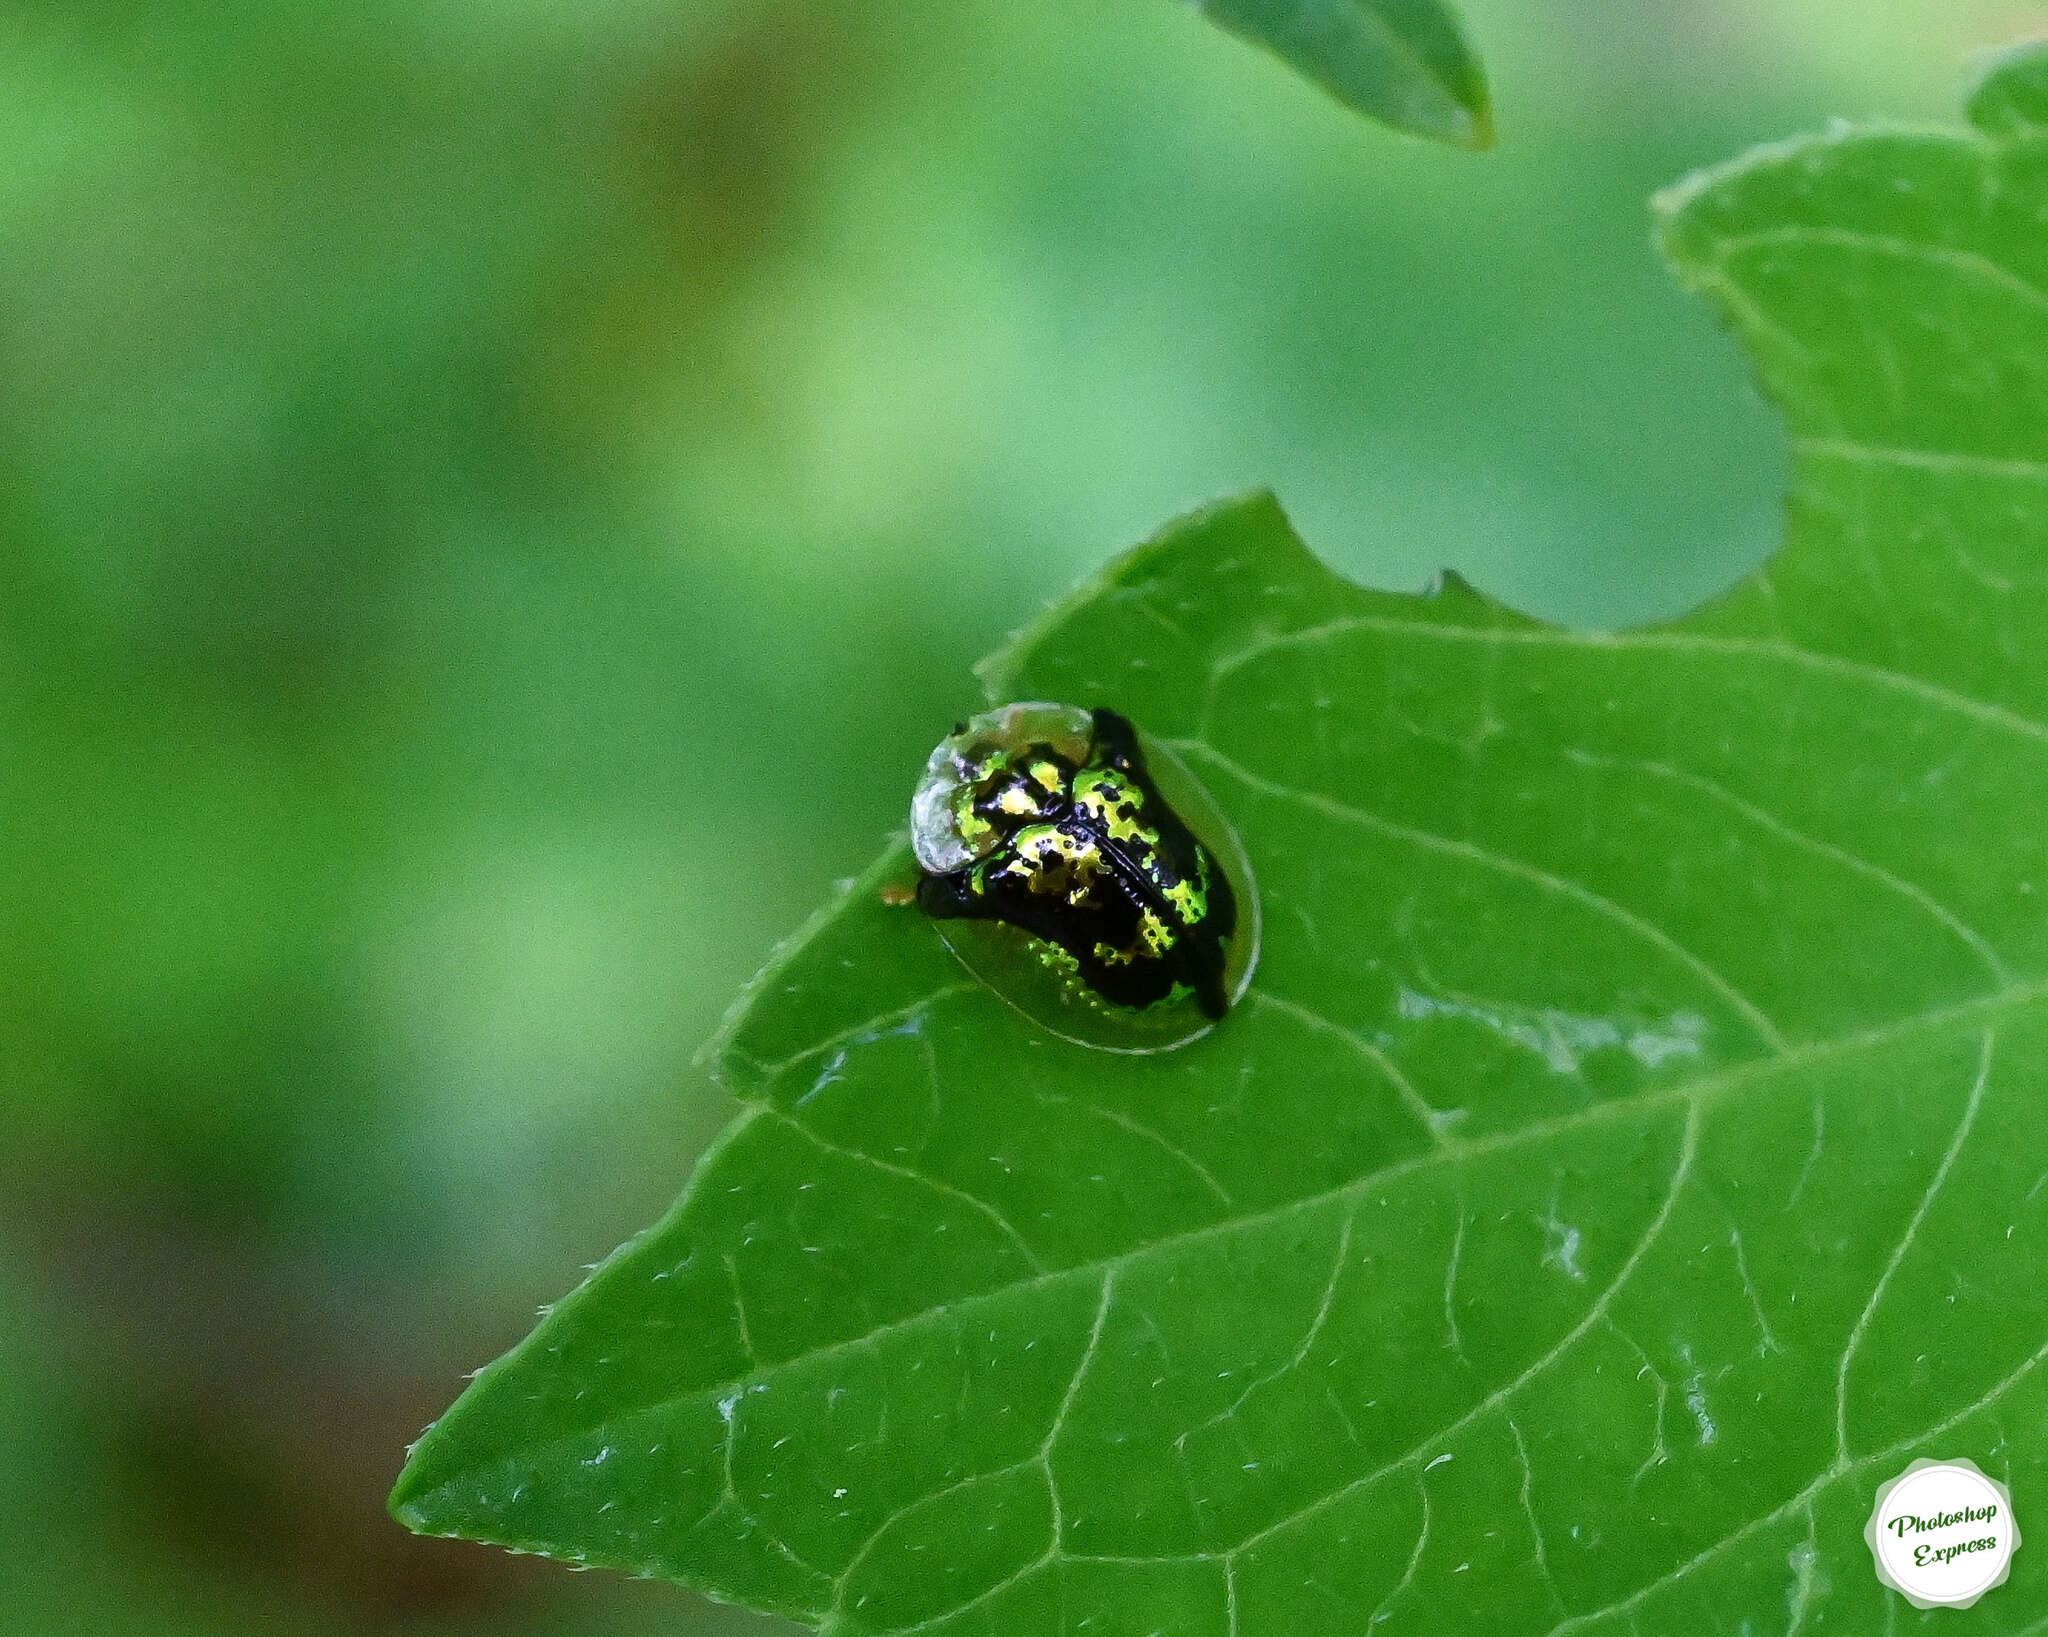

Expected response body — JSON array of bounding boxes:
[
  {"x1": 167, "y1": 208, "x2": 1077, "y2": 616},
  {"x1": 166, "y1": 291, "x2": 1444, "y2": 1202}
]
[{"x1": 0, "y1": 1, "x2": 2027, "y2": 1631}]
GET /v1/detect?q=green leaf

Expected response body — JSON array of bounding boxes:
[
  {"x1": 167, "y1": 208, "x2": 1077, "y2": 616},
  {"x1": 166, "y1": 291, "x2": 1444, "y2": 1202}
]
[
  {"x1": 394, "y1": 41, "x2": 2048, "y2": 1635},
  {"x1": 1187, "y1": 0, "x2": 1493, "y2": 148}
]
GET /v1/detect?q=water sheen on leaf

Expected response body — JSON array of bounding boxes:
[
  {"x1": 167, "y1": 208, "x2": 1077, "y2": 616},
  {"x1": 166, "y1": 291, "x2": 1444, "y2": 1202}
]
[
  {"x1": 393, "y1": 44, "x2": 2048, "y2": 1636},
  {"x1": 1187, "y1": 0, "x2": 1493, "y2": 148}
]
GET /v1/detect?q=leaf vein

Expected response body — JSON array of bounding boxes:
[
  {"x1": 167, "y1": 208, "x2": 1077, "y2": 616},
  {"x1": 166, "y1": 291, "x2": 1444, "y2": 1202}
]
[
  {"x1": 1177, "y1": 1207, "x2": 1355, "y2": 1450},
  {"x1": 1717, "y1": 223, "x2": 2048, "y2": 320},
  {"x1": 1795, "y1": 435, "x2": 2048, "y2": 483},
  {"x1": 1177, "y1": 739, "x2": 1790, "y2": 1056},
  {"x1": 1249, "y1": 990, "x2": 1454, "y2": 1148},
  {"x1": 1209, "y1": 615, "x2": 2048, "y2": 752},
  {"x1": 1545, "y1": 1306, "x2": 2048, "y2": 1636},
  {"x1": 772, "y1": 1110, "x2": 1049, "y2": 1276},
  {"x1": 1509, "y1": 1416, "x2": 1565, "y2": 1616},
  {"x1": 1833, "y1": 1029, "x2": 1995, "y2": 1466},
  {"x1": 1231, "y1": 1101, "x2": 1700, "y2": 1555},
  {"x1": 1032, "y1": 1089, "x2": 1237, "y2": 1209},
  {"x1": 1562, "y1": 745, "x2": 2010, "y2": 987}
]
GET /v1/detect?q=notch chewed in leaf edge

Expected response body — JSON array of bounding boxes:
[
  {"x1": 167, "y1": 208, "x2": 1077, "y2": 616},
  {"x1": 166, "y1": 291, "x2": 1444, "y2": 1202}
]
[{"x1": 394, "y1": 40, "x2": 2048, "y2": 1637}]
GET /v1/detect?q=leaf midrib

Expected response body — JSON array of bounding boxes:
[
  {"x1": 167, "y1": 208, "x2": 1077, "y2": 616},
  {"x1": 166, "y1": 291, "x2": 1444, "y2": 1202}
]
[
  {"x1": 411, "y1": 970, "x2": 2048, "y2": 1532},
  {"x1": 748, "y1": 974, "x2": 2043, "y2": 1389}
]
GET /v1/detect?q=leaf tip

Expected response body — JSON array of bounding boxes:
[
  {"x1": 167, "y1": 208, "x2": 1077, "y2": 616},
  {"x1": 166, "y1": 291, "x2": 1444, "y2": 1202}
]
[
  {"x1": 1340, "y1": 62, "x2": 1494, "y2": 151},
  {"x1": 1445, "y1": 85, "x2": 1497, "y2": 151},
  {"x1": 385, "y1": 1378, "x2": 511, "y2": 1543},
  {"x1": 386, "y1": 1451, "x2": 440, "y2": 1535},
  {"x1": 1359, "y1": 65, "x2": 1494, "y2": 149},
  {"x1": 1190, "y1": 0, "x2": 1492, "y2": 149}
]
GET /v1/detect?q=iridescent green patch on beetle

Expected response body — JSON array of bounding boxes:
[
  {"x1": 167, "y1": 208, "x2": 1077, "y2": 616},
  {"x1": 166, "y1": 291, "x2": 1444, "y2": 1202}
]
[{"x1": 910, "y1": 703, "x2": 1259, "y2": 1051}]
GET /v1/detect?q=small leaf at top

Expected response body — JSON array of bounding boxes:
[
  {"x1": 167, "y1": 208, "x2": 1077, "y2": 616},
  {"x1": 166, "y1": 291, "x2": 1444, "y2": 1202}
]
[
  {"x1": 393, "y1": 39, "x2": 2048, "y2": 1637},
  {"x1": 1190, "y1": 0, "x2": 1494, "y2": 147}
]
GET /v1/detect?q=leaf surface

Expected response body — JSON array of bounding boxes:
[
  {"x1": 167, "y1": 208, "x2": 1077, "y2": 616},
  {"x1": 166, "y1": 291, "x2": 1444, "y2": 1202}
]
[
  {"x1": 1186, "y1": 0, "x2": 1492, "y2": 148},
  {"x1": 394, "y1": 44, "x2": 2048, "y2": 1636}
]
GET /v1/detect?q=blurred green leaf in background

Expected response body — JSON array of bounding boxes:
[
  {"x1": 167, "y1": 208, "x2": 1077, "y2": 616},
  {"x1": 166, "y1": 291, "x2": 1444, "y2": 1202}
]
[{"x1": 0, "y1": 1, "x2": 2028, "y2": 1634}]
